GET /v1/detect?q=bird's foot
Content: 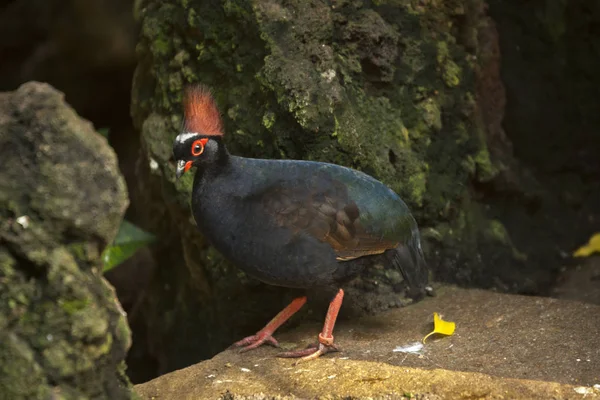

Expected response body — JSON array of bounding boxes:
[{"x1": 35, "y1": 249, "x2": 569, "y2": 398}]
[
  {"x1": 278, "y1": 289, "x2": 345, "y2": 365},
  {"x1": 230, "y1": 296, "x2": 307, "y2": 353},
  {"x1": 232, "y1": 332, "x2": 280, "y2": 352},
  {"x1": 277, "y1": 333, "x2": 339, "y2": 364}
]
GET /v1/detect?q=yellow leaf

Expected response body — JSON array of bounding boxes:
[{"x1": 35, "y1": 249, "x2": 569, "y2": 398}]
[
  {"x1": 423, "y1": 312, "x2": 455, "y2": 344},
  {"x1": 573, "y1": 233, "x2": 600, "y2": 257}
]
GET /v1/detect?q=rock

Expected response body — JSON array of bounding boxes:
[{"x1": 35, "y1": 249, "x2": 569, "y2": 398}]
[
  {"x1": 483, "y1": 0, "x2": 600, "y2": 304},
  {"x1": 129, "y1": 0, "x2": 538, "y2": 377},
  {"x1": 135, "y1": 286, "x2": 600, "y2": 399},
  {"x1": 553, "y1": 256, "x2": 600, "y2": 305},
  {"x1": 0, "y1": 82, "x2": 134, "y2": 399}
]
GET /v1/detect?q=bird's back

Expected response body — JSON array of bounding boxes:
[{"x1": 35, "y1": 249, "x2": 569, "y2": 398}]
[{"x1": 192, "y1": 156, "x2": 425, "y2": 290}]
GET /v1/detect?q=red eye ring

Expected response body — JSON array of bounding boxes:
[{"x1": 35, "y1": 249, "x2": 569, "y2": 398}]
[{"x1": 191, "y1": 138, "x2": 209, "y2": 156}]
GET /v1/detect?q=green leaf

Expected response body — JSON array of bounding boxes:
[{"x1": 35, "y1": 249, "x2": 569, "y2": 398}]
[{"x1": 102, "y1": 220, "x2": 156, "y2": 273}]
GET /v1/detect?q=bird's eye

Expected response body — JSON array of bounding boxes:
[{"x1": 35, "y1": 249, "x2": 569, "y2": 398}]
[{"x1": 191, "y1": 139, "x2": 206, "y2": 156}]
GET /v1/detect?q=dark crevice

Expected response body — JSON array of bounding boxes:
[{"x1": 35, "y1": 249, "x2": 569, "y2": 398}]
[
  {"x1": 5, "y1": 243, "x2": 46, "y2": 281},
  {"x1": 388, "y1": 149, "x2": 396, "y2": 165}
]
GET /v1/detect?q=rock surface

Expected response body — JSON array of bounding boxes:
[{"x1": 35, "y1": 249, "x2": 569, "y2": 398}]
[
  {"x1": 554, "y1": 256, "x2": 600, "y2": 306},
  {"x1": 136, "y1": 286, "x2": 600, "y2": 399},
  {"x1": 0, "y1": 82, "x2": 134, "y2": 399}
]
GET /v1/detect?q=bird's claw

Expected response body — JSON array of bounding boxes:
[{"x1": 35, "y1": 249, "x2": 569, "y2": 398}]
[
  {"x1": 277, "y1": 334, "x2": 339, "y2": 365},
  {"x1": 231, "y1": 333, "x2": 280, "y2": 353}
]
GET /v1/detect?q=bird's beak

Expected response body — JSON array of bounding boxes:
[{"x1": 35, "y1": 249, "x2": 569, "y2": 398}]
[{"x1": 176, "y1": 160, "x2": 192, "y2": 180}]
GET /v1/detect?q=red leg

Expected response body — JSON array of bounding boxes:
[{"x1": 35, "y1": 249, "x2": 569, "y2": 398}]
[
  {"x1": 232, "y1": 296, "x2": 307, "y2": 352},
  {"x1": 278, "y1": 288, "x2": 344, "y2": 364}
]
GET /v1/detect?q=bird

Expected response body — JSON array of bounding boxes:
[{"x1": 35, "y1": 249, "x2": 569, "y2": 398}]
[{"x1": 172, "y1": 84, "x2": 429, "y2": 363}]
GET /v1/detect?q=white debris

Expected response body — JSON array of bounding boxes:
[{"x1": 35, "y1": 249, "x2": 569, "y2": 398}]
[
  {"x1": 149, "y1": 158, "x2": 159, "y2": 171},
  {"x1": 574, "y1": 386, "x2": 593, "y2": 395},
  {"x1": 206, "y1": 374, "x2": 215, "y2": 379},
  {"x1": 16, "y1": 215, "x2": 30, "y2": 229},
  {"x1": 240, "y1": 368, "x2": 250, "y2": 373},
  {"x1": 393, "y1": 342, "x2": 424, "y2": 354},
  {"x1": 327, "y1": 374, "x2": 336, "y2": 379},
  {"x1": 594, "y1": 384, "x2": 600, "y2": 391}
]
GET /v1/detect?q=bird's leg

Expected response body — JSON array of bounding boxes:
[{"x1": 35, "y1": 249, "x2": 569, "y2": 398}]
[
  {"x1": 278, "y1": 288, "x2": 344, "y2": 364},
  {"x1": 232, "y1": 296, "x2": 307, "y2": 353}
]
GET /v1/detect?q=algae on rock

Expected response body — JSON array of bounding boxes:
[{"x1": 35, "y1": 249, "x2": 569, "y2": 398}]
[
  {"x1": 130, "y1": 0, "x2": 529, "y2": 375},
  {"x1": 0, "y1": 82, "x2": 135, "y2": 399}
]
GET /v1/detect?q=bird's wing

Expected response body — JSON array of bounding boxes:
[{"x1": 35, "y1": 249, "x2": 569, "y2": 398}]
[{"x1": 260, "y1": 168, "x2": 411, "y2": 261}]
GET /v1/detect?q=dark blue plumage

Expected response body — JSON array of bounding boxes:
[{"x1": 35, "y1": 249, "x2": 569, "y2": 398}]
[{"x1": 188, "y1": 151, "x2": 427, "y2": 292}]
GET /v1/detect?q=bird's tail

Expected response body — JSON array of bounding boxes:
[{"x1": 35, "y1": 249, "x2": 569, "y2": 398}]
[{"x1": 392, "y1": 229, "x2": 429, "y2": 299}]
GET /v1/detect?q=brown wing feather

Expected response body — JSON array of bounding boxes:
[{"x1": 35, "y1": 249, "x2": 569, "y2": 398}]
[{"x1": 263, "y1": 182, "x2": 399, "y2": 261}]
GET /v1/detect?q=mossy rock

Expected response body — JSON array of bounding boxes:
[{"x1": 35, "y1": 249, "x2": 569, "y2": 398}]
[
  {"x1": 0, "y1": 82, "x2": 135, "y2": 399},
  {"x1": 130, "y1": 0, "x2": 532, "y2": 376}
]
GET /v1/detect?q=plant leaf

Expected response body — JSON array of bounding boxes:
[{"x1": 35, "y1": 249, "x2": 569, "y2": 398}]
[
  {"x1": 102, "y1": 220, "x2": 155, "y2": 273},
  {"x1": 422, "y1": 312, "x2": 456, "y2": 344},
  {"x1": 573, "y1": 233, "x2": 600, "y2": 257}
]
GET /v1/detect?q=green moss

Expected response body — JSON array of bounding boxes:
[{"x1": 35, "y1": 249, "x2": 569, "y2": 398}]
[
  {"x1": 88, "y1": 332, "x2": 114, "y2": 359},
  {"x1": 0, "y1": 333, "x2": 50, "y2": 400},
  {"x1": 174, "y1": 169, "x2": 195, "y2": 201},
  {"x1": 262, "y1": 111, "x2": 275, "y2": 131},
  {"x1": 152, "y1": 37, "x2": 171, "y2": 57},
  {"x1": 485, "y1": 219, "x2": 510, "y2": 245},
  {"x1": 67, "y1": 242, "x2": 98, "y2": 265},
  {"x1": 474, "y1": 146, "x2": 499, "y2": 182},
  {"x1": 43, "y1": 339, "x2": 92, "y2": 377},
  {"x1": 114, "y1": 313, "x2": 132, "y2": 353},
  {"x1": 418, "y1": 99, "x2": 442, "y2": 131},
  {"x1": 70, "y1": 306, "x2": 108, "y2": 339},
  {"x1": 59, "y1": 298, "x2": 91, "y2": 316},
  {"x1": 443, "y1": 60, "x2": 462, "y2": 87},
  {"x1": 437, "y1": 41, "x2": 462, "y2": 87},
  {"x1": 68, "y1": 243, "x2": 87, "y2": 261},
  {"x1": 407, "y1": 171, "x2": 428, "y2": 207}
]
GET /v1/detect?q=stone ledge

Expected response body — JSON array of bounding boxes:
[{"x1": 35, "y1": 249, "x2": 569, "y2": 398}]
[{"x1": 136, "y1": 286, "x2": 600, "y2": 399}]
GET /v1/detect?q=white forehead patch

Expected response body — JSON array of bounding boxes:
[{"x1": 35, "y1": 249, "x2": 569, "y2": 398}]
[{"x1": 176, "y1": 132, "x2": 199, "y2": 143}]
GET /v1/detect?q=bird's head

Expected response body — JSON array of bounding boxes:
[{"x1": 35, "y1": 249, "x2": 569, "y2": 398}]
[{"x1": 173, "y1": 85, "x2": 224, "y2": 179}]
